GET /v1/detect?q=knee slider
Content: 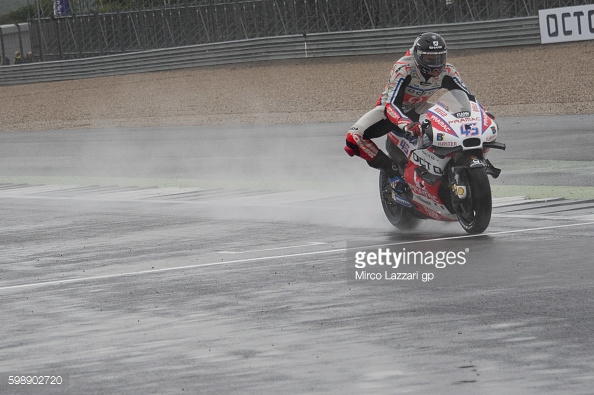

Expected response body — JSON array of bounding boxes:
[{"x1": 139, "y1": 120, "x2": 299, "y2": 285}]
[{"x1": 345, "y1": 132, "x2": 360, "y2": 157}]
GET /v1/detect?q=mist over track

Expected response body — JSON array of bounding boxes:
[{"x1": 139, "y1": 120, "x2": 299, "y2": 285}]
[{"x1": 1, "y1": 115, "x2": 594, "y2": 393}]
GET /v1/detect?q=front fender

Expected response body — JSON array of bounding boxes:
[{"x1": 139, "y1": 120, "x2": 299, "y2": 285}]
[{"x1": 453, "y1": 154, "x2": 502, "y2": 179}]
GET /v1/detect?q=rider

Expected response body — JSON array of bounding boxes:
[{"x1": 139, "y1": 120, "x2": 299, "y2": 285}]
[{"x1": 344, "y1": 32, "x2": 481, "y2": 192}]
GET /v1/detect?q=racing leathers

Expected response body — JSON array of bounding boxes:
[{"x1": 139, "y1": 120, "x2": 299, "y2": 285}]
[{"x1": 344, "y1": 48, "x2": 476, "y2": 179}]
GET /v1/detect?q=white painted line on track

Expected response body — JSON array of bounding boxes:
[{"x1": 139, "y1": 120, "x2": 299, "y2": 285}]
[
  {"x1": 493, "y1": 213, "x2": 594, "y2": 221},
  {"x1": 218, "y1": 242, "x2": 328, "y2": 254},
  {"x1": 1, "y1": 221, "x2": 593, "y2": 293}
]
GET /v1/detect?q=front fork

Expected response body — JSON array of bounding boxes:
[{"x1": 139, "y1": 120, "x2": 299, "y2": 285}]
[
  {"x1": 451, "y1": 171, "x2": 468, "y2": 200},
  {"x1": 449, "y1": 154, "x2": 502, "y2": 200}
]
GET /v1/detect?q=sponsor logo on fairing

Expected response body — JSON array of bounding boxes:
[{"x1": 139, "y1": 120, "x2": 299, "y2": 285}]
[
  {"x1": 412, "y1": 152, "x2": 444, "y2": 175},
  {"x1": 393, "y1": 194, "x2": 412, "y2": 207},
  {"x1": 399, "y1": 138, "x2": 411, "y2": 156},
  {"x1": 485, "y1": 128, "x2": 498, "y2": 142},
  {"x1": 436, "y1": 141, "x2": 457, "y2": 147},
  {"x1": 481, "y1": 112, "x2": 491, "y2": 134},
  {"x1": 423, "y1": 207, "x2": 442, "y2": 220},
  {"x1": 415, "y1": 195, "x2": 436, "y2": 208},
  {"x1": 410, "y1": 184, "x2": 442, "y2": 204},
  {"x1": 428, "y1": 112, "x2": 457, "y2": 137},
  {"x1": 434, "y1": 107, "x2": 449, "y2": 117},
  {"x1": 450, "y1": 117, "x2": 481, "y2": 125}
]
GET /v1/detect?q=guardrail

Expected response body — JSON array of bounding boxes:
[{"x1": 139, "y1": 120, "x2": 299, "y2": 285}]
[{"x1": 0, "y1": 17, "x2": 539, "y2": 86}]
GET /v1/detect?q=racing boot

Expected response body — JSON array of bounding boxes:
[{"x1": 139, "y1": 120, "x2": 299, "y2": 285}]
[{"x1": 368, "y1": 151, "x2": 406, "y2": 194}]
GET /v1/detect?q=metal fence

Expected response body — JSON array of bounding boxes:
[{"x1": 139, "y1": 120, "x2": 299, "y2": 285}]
[
  {"x1": 0, "y1": 23, "x2": 31, "y2": 65},
  {"x1": 26, "y1": 0, "x2": 594, "y2": 61},
  {"x1": 0, "y1": 17, "x2": 541, "y2": 86}
]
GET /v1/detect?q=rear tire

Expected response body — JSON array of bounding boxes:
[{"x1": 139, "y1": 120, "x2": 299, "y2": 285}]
[
  {"x1": 379, "y1": 171, "x2": 419, "y2": 230},
  {"x1": 454, "y1": 167, "x2": 492, "y2": 234}
]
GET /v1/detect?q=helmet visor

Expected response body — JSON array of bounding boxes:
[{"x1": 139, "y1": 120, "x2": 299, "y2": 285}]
[{"x1": 419, "y1": 51, "x2": 446, "y2": 67}]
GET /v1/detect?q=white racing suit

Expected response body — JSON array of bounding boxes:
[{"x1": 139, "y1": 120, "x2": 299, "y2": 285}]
[{"x1": 344, "y1": 48, "x2": 476, "y2": 176}]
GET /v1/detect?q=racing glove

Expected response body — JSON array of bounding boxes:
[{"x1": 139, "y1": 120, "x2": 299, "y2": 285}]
[{"x1": 404, "y1": 122, "x2": 422, "y2": 137}]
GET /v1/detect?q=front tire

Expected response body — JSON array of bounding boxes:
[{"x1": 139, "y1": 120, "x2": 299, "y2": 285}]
[
  {"x1": 379, "y1": 171, "x2": 419, "y2": 230},
  {"x1": 453, "y1": 167, "x2": 492, "y2": 234}
]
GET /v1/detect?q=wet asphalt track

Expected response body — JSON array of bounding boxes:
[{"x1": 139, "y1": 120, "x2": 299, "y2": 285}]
[{"x1": 0, "y1": 115, "x2": 593, "y2": 394}]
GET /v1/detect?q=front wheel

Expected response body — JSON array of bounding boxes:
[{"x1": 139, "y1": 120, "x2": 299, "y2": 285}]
[
  {"x1": 453, "y1": 167, "x2": 492, "y2": 234},
  {"x1": 379, "y1": 171, "x2": 419, "y2": 230}
]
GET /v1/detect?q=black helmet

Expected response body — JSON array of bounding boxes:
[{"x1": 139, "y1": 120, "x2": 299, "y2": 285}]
[{"x1": 413, "y1": 32, "x2": 447, "y2": 80}]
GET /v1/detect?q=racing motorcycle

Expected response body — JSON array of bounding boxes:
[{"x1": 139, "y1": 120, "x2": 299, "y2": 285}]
[{"x1": 380, "y1": 89, "x2": 505, "y2": 234}]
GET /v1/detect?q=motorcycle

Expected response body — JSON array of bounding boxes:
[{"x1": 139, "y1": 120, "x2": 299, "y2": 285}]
[{"x1": 380, "y1": 89, "x2": 506, "y2": 234}]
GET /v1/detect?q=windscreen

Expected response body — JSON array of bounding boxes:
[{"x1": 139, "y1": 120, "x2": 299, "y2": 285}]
[{"x1": 435, "y1": 90, "x2": 472, "y2": 117}]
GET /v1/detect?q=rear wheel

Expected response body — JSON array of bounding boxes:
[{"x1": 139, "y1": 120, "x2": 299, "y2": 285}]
[
  {"x1": 453, "y1": 167, "x2": 492, "y2": 234},
  {"x1": 379, "y1": 171, "x2": 419, "y2": 230}
]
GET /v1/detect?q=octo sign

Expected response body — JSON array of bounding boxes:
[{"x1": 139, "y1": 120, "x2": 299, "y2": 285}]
[{"x1": 539, "y1": 4, "x2": 594, "y2": 44}]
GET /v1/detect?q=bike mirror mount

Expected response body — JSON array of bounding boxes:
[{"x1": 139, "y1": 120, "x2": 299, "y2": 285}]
[{"x1": 418, "y1": 120, "x2": 433, "y2": 150}]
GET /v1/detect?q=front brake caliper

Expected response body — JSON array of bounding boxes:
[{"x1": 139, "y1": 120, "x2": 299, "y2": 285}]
[{"x1": 451, "y1": 171, "x2": 467, "y2": 200}]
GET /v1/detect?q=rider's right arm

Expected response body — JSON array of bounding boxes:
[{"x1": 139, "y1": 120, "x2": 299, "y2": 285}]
[{"x1": 384, "y1": 65, "x2": 413, "y2": 129}]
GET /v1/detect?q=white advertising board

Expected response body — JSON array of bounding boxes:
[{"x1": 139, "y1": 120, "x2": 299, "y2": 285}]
[{"x1": 539, "y1": 4, "x2": 594, "y2": 44}]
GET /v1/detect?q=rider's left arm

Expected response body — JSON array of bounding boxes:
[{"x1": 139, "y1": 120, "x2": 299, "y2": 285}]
[
  {"x1": 441, "y1": 65, "x2": 476, "y2": 102},
  {"x1": 442, "y1": 66, "x2": 496, "y2": 119}
]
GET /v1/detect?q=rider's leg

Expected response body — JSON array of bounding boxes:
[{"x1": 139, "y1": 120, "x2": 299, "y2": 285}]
[{"x1": 345, "y1": 106, "x2": 405, "y2": 190}]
